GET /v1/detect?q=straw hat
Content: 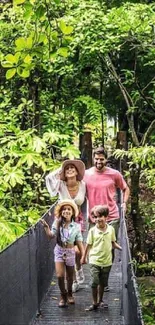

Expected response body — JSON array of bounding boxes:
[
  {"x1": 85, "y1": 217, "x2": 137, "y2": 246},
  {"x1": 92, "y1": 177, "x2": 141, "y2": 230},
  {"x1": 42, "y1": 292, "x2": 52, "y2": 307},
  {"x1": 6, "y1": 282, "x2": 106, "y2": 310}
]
[
  {"x1": 60, "y1": 159, "x2": 85, "y2": 181},
  {"x1": 54, "y1": 199, "x2": 79, "y2": 218}
]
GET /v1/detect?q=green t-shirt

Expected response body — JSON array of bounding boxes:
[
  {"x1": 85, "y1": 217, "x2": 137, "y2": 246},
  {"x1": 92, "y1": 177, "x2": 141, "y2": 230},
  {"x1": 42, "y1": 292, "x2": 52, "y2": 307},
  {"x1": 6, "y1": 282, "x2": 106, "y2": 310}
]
[{"x1": 86, "y1": 224, "x2": 116, "y2": 267}]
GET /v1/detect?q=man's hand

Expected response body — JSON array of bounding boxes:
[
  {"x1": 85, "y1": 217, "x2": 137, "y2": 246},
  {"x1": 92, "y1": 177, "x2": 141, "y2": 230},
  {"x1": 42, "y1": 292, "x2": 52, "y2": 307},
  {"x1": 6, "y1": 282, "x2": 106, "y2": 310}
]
[{"x1": 121, "y1": 202, "x2": 127, "y2": 214}]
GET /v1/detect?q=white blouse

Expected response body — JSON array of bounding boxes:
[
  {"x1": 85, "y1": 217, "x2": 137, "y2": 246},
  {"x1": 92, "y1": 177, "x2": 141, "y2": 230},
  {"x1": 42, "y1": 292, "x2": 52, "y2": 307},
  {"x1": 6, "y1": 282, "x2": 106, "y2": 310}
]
[{"x1": 45, "y1": 168, "x2": 86, "y2": 207}]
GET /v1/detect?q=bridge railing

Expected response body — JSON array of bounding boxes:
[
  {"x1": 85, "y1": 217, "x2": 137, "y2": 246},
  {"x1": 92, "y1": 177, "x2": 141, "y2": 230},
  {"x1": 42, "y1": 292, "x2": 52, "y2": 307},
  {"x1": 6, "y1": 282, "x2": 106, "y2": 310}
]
[
  {"x1": 119, "y1": 204, "x2": 144, "y2": 325},
  {"x1": 0, "y1": 203, "x2": 56, "y2": 325},
  {"x1": 0, "y1": 197, "x2": 144, "y2": 325}
]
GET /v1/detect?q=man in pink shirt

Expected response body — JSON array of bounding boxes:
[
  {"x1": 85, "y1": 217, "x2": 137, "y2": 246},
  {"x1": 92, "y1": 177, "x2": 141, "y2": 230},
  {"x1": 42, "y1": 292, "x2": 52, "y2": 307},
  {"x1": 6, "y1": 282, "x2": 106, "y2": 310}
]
[
  {"x1": 84, "y1": 146, "x2": 130, "y2": 290},
  {"x1": 84, "y1": 146, "x2": 130, "y2": 228}
]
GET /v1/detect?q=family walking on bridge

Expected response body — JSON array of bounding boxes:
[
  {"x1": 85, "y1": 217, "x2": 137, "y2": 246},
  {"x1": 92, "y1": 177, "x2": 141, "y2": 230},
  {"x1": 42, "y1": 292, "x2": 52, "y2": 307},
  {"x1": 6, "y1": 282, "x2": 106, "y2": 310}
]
[{"x1": 42, "y1": 146, "x2": 130, "y2": 310}]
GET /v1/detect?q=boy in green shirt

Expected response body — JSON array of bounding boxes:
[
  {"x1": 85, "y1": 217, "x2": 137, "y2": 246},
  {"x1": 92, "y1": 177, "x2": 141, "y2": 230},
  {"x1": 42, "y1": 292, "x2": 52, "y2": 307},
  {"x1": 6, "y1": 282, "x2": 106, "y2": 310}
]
[{"x1": 81, "y1": 205, "x2": 122, "y2": 311}]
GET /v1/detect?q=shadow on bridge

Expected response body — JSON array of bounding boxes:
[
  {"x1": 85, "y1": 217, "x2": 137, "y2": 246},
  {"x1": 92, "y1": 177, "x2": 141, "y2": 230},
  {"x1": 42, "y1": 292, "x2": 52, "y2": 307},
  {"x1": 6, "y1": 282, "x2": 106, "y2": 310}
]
[{"x1": 0, "y1": 203, "x2": 144, "y2": 325}]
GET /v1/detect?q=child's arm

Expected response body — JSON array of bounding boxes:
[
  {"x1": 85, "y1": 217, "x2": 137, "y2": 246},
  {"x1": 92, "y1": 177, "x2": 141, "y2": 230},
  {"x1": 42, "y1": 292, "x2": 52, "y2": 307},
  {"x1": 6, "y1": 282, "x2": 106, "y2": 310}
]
[
  {"x1": 41, "y1": 219, "x2": 55, "y2": 239},
  {"x1": 76, "y1": 240, "x2": 85, "y2": 257},
  {"x1": 80, "y1": 243, "x2": 91, "y2": 264},
  {"x1": 112, "y1": 241, "x2": 122, "y2": 251}
]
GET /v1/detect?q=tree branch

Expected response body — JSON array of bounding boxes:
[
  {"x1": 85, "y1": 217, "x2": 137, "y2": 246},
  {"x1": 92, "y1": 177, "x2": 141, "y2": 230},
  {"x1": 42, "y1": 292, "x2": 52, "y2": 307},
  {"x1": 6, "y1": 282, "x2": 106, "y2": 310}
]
[
  {"x1": 103, "y1": 54, "x2": 139, "y2": 146},
  {"x1": 141, "y1": 119, "x2": 155, "y2": 146}
]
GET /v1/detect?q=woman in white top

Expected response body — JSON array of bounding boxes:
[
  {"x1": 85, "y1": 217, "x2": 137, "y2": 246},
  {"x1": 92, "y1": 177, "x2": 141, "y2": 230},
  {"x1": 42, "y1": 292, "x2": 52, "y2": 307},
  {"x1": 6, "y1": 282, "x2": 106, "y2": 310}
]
[{"x1": 46, "y1": 159, "x2": 86, "y2": 292}]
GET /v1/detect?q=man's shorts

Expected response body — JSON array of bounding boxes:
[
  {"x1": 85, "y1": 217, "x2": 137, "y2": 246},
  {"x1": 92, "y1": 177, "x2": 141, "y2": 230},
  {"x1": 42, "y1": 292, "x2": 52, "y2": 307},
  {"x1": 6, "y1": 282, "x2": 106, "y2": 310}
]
[
  {"x1": 89, "y1": 264, "x2": 111, "y2": 288},
  {"x1": 108, "y1": 218, "x2": 120, "y2": 239}
]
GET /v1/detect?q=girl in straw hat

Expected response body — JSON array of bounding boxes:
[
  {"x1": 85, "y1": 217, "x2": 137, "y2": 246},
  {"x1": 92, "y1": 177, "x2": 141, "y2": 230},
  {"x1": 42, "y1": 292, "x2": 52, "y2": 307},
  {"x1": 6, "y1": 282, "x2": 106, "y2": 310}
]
[
  {"x1": 41, "y1": 199, "x2": 84, "y2": 308},
  {"x1": 46, "y1": 159, "x2": 87, "y2": 292}
]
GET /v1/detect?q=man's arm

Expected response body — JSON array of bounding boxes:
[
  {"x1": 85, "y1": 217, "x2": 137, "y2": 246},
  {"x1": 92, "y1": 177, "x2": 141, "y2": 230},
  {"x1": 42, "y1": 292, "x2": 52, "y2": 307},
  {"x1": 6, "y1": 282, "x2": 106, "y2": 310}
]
[
  {"x1": 123, "y1": 185, "x2": 130, "y2": 203},
  {"x1": 122, "y1": 185, "x2": 130, "y2": 213}
]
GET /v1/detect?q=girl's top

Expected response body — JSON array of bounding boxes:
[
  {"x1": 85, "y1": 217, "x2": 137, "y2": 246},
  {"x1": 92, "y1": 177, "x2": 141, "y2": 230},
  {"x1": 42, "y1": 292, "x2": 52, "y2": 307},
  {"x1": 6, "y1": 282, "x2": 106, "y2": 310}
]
[
  {"x1": 51, "y1": 219, "x2": 83, "y2": 244},
  {"x1": 46, "y1": 168, "x2": 86, "y2": 231}
]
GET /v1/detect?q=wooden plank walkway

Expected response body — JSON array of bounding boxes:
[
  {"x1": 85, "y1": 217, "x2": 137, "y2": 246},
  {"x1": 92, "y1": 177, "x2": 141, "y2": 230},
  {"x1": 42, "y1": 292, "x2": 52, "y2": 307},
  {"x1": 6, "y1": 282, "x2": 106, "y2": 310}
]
[{"x1": 32, "y1": 249, "x2": 124, "y2": 325}]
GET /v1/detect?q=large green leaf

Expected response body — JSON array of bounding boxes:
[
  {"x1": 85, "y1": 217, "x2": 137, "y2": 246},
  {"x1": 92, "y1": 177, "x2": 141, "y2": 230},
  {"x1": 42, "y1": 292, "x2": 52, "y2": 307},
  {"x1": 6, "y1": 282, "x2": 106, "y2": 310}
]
[
  {"x1": 32, "y1": 136, "x2": 46, "y2": 153},
  {"x1": 59, "y1": 20, "x2": 73, "y2": 35},
  {"x1": 6, "y1": 68, "x2": 16, "y2": 79},
  {"x1": 13, "y1": 0, "x2": 25, "y2": 5},
  {"x1": 57, "y1": 47, "x2": 69, "y2": 58},
  {"x1": 5, "y1": 54, "x2": 18, "y2": 64},
  {"x1": 4, "y1": 168, "x2": 25, "y2": 187}
]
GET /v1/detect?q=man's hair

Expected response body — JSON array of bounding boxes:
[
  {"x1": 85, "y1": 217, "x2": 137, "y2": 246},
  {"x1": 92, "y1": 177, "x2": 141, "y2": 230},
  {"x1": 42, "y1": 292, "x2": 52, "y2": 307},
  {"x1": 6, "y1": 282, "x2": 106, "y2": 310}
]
[
  {"x1": 91, "y1": 205, "x2": 109, "y2": 217},
  {"x1": 93, "y1": 146, "x2": 107, "y2": 158}
]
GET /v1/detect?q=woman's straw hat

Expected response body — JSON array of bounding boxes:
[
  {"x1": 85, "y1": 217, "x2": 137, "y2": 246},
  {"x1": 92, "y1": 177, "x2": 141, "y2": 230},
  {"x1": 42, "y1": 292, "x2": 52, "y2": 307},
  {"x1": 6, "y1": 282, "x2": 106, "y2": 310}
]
[
  {"x1": 60, "y1": 159, "x2": 85, "y2": 181},
  {"x1": 54, "y1": 199, "x2": 79, "y2": 218}
]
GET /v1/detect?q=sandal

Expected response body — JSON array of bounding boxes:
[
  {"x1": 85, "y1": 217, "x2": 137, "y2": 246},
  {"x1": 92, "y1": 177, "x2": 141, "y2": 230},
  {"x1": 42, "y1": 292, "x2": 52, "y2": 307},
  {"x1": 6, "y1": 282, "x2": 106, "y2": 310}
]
[
  {"x1": 87, "y1": 304, "x2": 98, "y2": 311},
  {"x1": 99, "y1": 301, "x2": 109, "y2": 309}
]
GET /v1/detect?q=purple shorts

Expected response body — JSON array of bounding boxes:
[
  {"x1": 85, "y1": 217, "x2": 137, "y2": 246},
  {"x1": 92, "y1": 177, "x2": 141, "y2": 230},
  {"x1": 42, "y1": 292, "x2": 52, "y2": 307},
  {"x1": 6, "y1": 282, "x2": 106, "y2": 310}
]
[{"x1": 54, "y1": 244, "x2": 75, "y2": 266}]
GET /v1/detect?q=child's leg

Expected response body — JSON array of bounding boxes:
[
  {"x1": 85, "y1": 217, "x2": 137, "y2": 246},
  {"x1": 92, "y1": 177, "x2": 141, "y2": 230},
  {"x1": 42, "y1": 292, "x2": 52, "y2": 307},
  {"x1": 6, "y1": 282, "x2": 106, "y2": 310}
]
[
  {"x1": 55, "y1": 261, "x2": 66, "y2": 290},
  {"x1": 98, "y1": 266, "x2": 111, "y2": 306},
  {"x1": 87, "y1": 264, "x2": 100, "y2": 310},
  {"x1": 97, "y1": 284, "x2": 104, "y2": 304},
  {"x1": 54, "y1": 245, "x2": 67, "y2": 307},
  {"x1": 66, "y1": 265, "x2": 75, "y2": 304},
  {"x1": 74, "y1": 245, "x2": 85, "y2": 284}
]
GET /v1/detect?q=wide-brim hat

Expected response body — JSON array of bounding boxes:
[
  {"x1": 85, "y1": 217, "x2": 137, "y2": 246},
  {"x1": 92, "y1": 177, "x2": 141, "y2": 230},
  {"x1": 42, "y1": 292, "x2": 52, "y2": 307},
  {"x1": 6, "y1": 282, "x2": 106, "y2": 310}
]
[
  {"x1": 54, "y1": 199, "x2": 79, "y2": 218},
  {"x1": 60, "y1": 159, "x2": 85, "y2": 181}
]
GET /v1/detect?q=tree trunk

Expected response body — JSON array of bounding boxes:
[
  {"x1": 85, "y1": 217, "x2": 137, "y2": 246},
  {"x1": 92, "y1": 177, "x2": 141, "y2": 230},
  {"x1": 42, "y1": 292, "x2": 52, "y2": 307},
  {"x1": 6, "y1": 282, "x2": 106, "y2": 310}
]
[{"x1": 80, "y1": 131, "x2": 92, "y2": 168}]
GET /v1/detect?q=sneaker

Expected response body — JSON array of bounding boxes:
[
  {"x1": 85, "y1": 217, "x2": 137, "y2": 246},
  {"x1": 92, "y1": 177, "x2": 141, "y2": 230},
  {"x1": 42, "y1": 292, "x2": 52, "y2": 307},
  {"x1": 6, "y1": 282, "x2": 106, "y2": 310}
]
[
  {"x1": 72, "y1": 281, "x2": 80, "y2": 293},
  {"x1": 76, "y1": 268, "x2": 85, "y2": 284},
  {"x1": 104, "y1": 286, "x2": 110, "y2": 292}
]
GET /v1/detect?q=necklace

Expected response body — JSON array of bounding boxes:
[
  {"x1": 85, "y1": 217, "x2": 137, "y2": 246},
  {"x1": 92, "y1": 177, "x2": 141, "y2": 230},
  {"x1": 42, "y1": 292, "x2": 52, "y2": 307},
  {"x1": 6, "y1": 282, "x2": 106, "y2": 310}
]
[{"x1": 67, "y1": 181, "x2": 79, "y2": 191}]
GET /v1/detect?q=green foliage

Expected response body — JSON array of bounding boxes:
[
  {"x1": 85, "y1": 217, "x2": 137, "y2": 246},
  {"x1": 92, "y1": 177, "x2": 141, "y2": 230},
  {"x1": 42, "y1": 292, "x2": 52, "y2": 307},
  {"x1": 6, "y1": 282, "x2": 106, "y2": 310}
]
[
  {"x1": 1, "y1": 0, "x2": 155, "y2": 259},
  {"x1": 114, "y1": 146, "x2": 155, "y2": 189},
  {"x1": 138, "y1": 278, "x2": 155, "y2": 325}
]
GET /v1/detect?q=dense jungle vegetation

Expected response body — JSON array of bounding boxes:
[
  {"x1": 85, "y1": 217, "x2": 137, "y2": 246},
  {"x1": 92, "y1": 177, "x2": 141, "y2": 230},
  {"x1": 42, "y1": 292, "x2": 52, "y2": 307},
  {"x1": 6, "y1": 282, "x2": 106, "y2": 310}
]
[{"x1": 0, "y1": 0, "x2": 155, "y2": 323}]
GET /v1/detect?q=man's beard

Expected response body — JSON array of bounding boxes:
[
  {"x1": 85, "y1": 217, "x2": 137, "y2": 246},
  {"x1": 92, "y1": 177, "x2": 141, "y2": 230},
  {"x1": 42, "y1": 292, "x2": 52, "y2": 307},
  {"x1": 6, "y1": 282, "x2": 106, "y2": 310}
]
[{"x1": 95, "y1": 163, "x2": 106, "y2": 171}]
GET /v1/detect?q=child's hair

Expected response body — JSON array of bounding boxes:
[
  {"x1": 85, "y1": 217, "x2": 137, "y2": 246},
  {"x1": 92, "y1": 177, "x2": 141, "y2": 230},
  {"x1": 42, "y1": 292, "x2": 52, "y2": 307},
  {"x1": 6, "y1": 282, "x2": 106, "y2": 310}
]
[
  {"x1": 91, "y1": 205, "x2": 109, "y2": 217},
  {"x1": 56, "y1": 205, "x2": 75, "y2": 247}
]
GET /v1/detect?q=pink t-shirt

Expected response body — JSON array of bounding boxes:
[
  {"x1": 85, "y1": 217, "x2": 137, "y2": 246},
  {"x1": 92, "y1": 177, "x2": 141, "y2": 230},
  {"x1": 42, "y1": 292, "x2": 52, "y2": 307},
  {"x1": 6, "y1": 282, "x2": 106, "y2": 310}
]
[{"x1": 84, "y1": 166, "x2": 127, "y2": 223}]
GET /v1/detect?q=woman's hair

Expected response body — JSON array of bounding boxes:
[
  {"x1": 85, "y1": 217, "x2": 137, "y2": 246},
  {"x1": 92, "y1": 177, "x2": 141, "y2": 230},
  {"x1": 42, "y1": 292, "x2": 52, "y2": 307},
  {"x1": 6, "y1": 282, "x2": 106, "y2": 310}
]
[
  {"x1": 56, "y1": 206, "x2": 75, "y2": 246},
  {"x1": 91, "y1": 205, "x2": 109, "y2": 217}
]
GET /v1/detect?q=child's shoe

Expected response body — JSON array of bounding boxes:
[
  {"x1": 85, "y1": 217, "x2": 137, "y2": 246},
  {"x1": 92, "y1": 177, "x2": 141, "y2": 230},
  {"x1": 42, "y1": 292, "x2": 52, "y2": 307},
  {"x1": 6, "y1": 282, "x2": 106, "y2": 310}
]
[
  {"x1": 72, "y1": 280, "x2": 80, "y2": 292},
  {"x1": 67, "y1": 291, "x2": 75, "y2": 304},
  {"x1": 104, "y1": 286, "x2": 110, "y2": 292},
  {"x1": 76, "y1": 267, "x2": 85, "y2": 284},
  {"x1": 58, "y1": 292, "x2": 68, "y2": 308}
]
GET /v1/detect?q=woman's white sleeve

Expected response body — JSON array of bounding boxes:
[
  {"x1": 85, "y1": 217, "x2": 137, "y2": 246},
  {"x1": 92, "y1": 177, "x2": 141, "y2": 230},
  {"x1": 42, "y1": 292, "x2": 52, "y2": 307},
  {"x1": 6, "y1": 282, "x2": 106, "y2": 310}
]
[{"x1": 45, "y1": 168, "x2": 61, "y2": 197}]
